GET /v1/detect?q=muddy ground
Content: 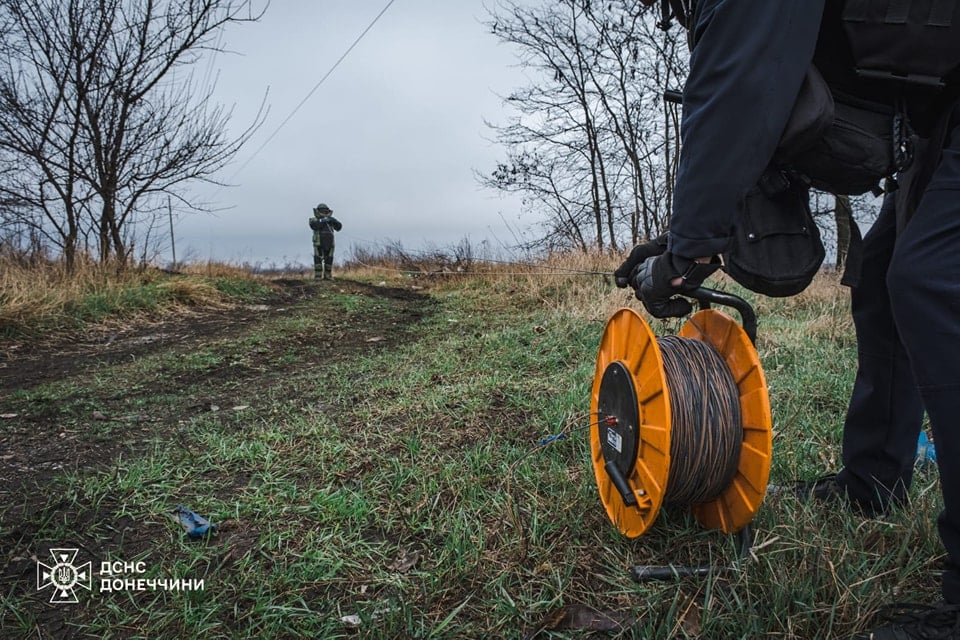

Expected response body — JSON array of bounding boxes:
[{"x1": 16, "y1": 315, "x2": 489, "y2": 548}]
[{"x1": 0, "y1": 277, "x2": 434, "y2": 637}]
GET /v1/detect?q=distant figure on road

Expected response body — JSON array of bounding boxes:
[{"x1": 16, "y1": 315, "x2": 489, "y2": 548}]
[{"x1": 309, "y1": 203, "x2": 342, "y2": 280}]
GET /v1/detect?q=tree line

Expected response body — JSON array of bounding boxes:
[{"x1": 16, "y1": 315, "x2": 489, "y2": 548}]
[
  {"x1": 0, "y1": 0, "x2": 265, "y2": 272},
  {"x1": 0, "y1": 0, "x2": 869, "y2": 272},
  {"x1": 481, "y1": 0, "x2": 687, "y2": 254},
  {"x1": 482, "y1": 0, "x2": 873, "y2": 265}
]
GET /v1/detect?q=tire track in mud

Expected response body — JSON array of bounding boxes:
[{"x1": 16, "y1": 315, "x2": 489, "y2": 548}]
[{"x1": 0, "y1": 277, "x2": 434, "y2": 522}]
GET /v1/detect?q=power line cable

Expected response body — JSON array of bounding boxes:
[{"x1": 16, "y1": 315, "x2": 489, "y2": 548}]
[{"x1": 228, "y1": 0, "x2": 399, "y2": 181}]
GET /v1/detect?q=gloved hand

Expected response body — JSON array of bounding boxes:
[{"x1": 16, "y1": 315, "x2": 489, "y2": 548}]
[
  {"x1": 633, "y1": 252, "x2": 722, "y2": 318},
  {"x1": 613, "y1": 233, "x2": 669, "y2": 288}
]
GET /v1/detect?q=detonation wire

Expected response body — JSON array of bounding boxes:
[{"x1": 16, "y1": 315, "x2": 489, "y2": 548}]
[
  {"x1": 496, "y1": 314, "x2": 756, "y2": 582},
  {"x1": 500, "y1": 326, "x2": 748, "y2": 562},
  {"x1": 628, "y1": 331, "x2": 752, "y2": 581},
  {"x1": 503, "y1": 412, "x2": 607, "y2": 562},
  {"x1": 657, "y1": 335, "x2": 742, "y2": 505}
]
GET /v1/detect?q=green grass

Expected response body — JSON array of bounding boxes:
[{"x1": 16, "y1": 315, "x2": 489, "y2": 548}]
[
  {"x1": 0, "y1": 270, "x2": 946, "y2": 639},
  {"x1": 208, "y1": 277, "x2": 273, "y2": 300}
]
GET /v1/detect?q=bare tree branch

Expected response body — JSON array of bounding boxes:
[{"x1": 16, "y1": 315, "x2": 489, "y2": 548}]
[{"x1": 481, "y1": 0, "x2": 686, "y2": 253}]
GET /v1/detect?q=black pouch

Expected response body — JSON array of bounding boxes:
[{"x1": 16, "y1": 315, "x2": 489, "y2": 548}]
[
  {"x1": 723, "y1": 176, "x2": 825, "y2": 297},
  {"x1": 777, "y1": 66, "x2": 836, "y2": 156},
  {"x1": 787, "y1": 99, "x2": 896, "y2": 195}
]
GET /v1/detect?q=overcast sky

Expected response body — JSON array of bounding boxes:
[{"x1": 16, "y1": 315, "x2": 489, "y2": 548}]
[{"x1": 176, "y1": 0, "x2": 532, "y2": 268}]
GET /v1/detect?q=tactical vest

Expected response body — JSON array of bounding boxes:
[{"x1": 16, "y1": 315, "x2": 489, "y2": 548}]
[
  {"x1": 842, "y1": 0, "x2": 960, "y2": 88},
  {"x1": 662, "y1": 0, "x2": 960, "y2": 89},
  {"x1": 782, "y1": 0, "x2": 960, "y2": 196}
]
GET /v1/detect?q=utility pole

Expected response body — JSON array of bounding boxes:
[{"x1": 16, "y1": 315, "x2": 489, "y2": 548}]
[{"x1": 168, "y1": 196, "x2": 177, "y2": 269}]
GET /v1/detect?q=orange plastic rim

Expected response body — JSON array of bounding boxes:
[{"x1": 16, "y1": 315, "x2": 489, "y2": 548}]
[
  {"x1": 590, "y1": 308, "x2": 672, "y2": 539},
  {"x1": 680, "y1": 309, "x2": 773, "y2": 534}
]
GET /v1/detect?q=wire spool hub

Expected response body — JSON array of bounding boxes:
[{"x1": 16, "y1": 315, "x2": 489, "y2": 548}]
[
  {"x1": 596, "y1": 362, "x2": 641, "y2": 506},
  {"x1": 590, "y1": 307, "x2": 772, "y2": 539}
]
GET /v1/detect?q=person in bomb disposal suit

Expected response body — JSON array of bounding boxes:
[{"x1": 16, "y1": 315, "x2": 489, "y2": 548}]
[
  {"x1": 309, "y1": 203, "x2": 342, "y2": 280},
  {"x1": 614, "y1": 1, "x2": 960, "y2": 638}
]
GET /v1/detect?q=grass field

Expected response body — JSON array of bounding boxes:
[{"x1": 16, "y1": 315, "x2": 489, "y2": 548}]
[{"x1": 0, "y1": 256, "x2": 944, "y2": 639}]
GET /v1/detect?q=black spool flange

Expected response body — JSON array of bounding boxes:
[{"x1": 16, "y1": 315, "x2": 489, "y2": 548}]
[{"x1": 597, "y1": 361, "x2": 640, "y2": 505}]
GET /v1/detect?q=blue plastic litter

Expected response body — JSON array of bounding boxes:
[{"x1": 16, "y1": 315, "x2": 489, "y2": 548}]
[
  {"x1": 917, "y1": 431, "x2": 937, "y2": 465},
  {"x1": 538, "y1": 433, "x2": 567, "y2": 447},
  {"x1": 172, "y1": 505, "x2": 217, "y2": 539}
]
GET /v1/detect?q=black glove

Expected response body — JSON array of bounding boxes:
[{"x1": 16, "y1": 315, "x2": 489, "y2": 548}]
[
  {"x1": 613, "y1": 233, "x2": 669, "y2": 288},
  {"x1": 633, "y1": 252, "x2": 722, "y2": 318}
]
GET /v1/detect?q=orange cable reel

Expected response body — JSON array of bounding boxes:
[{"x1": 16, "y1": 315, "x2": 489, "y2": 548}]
[{"x1": 589, "y1": 289, "x2": 772, "y2": 539}]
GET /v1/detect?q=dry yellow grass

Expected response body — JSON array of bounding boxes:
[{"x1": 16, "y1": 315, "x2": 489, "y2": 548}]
[
  {"x1": 0, "y1": 256, "x2": 126, "y2": 330},
  {"x1": 0, "y1": 255, "x2": 262, "y2": 335},
  {"x1": 177, "y1": 260, "x2": 258, "y2": 280},
  {"x1": 519, "y1": 256, "x2": 852, "y2": 350},
  {"x1": 754, "y1": 269, "x2": 850, "y2": 315},
  {"x1": 377, "y1": 248, "x2": 852, "y2": 330}
]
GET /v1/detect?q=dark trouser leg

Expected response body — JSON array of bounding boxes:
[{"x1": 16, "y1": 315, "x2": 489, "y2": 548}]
[
  {"x1": 887, "y1": 117, "x2": 960, "y2": 603},
  {"x1": 838, "y1": 197, "x2": 924, "y2": 515},
  {"x1": 313, "y1": 247, "x2": 323, "y2": 279}
]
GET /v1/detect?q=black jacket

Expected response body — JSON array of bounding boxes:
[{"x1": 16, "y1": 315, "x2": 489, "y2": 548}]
[{"x1": 669, "y1": 0, "x2": 825, "y2": 259}]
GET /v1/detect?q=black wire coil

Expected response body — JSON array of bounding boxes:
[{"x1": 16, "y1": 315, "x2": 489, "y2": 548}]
[{"x1": 657, "y1": 336, "x2": 743, "y2": 505}]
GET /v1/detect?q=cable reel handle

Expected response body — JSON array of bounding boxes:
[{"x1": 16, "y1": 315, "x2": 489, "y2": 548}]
[{"x1": 686, "y1": 287, "x2": 757, "y2": 344}]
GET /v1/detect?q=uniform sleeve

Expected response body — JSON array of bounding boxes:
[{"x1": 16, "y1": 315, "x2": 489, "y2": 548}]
[{"x1": 668, "y1": 0, "x2": 825, "y2": 259}]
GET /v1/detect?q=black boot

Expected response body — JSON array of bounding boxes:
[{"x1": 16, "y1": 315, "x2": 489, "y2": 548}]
[{"x1": 851, "y1": 602, "x2": 960, "y2": 639}]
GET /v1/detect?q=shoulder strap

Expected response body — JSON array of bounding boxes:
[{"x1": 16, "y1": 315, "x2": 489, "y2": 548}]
[{"x1": 658, "y1": 0, "x2": 696, "y2": 30}]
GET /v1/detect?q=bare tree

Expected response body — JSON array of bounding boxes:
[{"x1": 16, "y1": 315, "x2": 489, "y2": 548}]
[
  {"x1": 481, "y1": 0, "x2": 686, "y2": 252},
  {"x1": 579, "y1": 4, "x2": 687, "y2": 244},
  {"x1": 0, "y1": 0, "x2": 267, "y2": 270},
  {"x1": 0, "y1": 1, "x2": 97, "y2": 269},
  {"x1": 482, "y1": 2, "x2": 611, "y2": 252},
  {"x1": 810, "y1": 190, "x2": 880, "y2": 269},
  {"x1": 834, "y1": 194, "x2": 852, "y2": 270}
]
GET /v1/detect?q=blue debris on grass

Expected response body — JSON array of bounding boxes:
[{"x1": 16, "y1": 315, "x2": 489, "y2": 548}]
[
  {"x1": 172, "y1": 505, "x2": 217, "y2": 539},
  {"x1": 917, "y1": 431, "x2": 938, "y2": 465}
]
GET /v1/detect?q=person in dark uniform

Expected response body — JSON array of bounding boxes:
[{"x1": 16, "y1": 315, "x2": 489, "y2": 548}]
[
  {"x1": 309, "y1": 203, "x2": 342, "y2": 280},
  {"x1": 615, "y1": 1, "x2": 960, "y2": 637}
]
